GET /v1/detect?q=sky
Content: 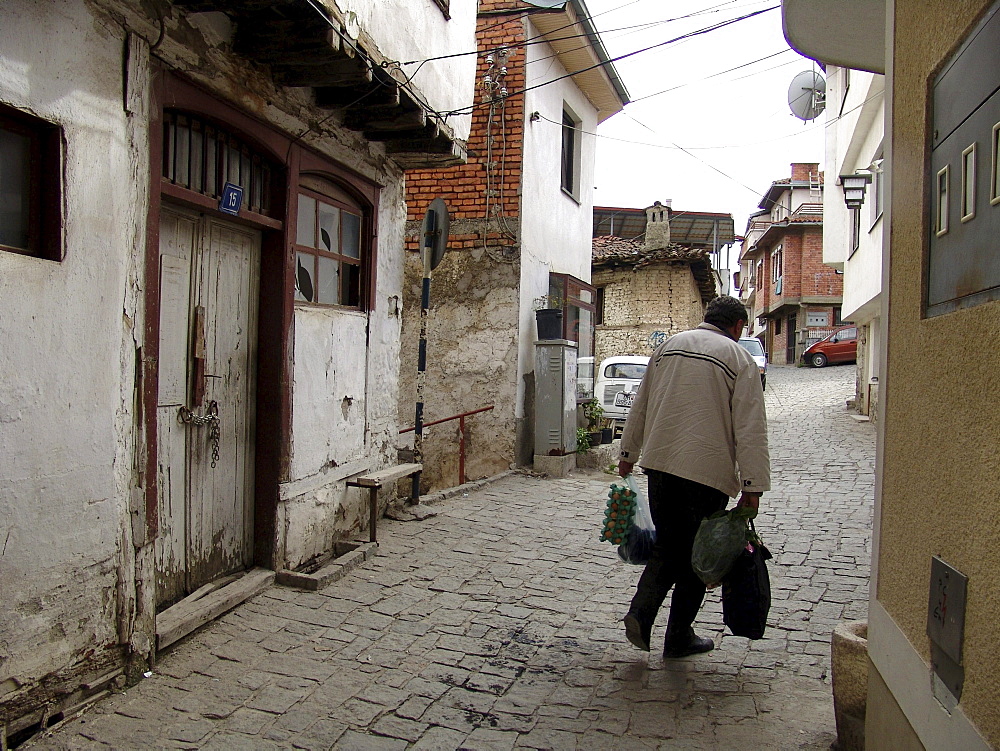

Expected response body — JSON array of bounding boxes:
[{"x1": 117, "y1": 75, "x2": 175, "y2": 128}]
[{"x1": 583, "y1": 0, "x2": 825, "y2": 246}]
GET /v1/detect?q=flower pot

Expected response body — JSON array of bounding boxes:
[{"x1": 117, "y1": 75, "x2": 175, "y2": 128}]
[
  {"x1": 535, "y1": 308, "x2": 563, "y2": 340},
  {"x1": 588, "y1": 431, "x2": 602, "y2": 447},
  {"x1": 600, "y1": 427, "x2": 613, "y2": 444}
]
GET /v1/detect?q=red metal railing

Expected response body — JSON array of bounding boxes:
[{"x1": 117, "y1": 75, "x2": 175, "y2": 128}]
[{"x1": 400, "y1": 405, "x2": 494, "y2": 486}]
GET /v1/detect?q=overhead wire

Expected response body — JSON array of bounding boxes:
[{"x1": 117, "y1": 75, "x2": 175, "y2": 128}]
[{"x1": 441, "y1": 5, "x2": 780, "y2": 119}]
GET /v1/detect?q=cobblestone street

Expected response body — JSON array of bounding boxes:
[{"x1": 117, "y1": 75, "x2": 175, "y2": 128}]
[{"x1": 28, "y1": 363, "x2": 874, "y2": 750}]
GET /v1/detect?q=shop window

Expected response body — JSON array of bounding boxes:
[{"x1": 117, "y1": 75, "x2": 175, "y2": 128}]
[
  {"x1": 294, "y1": 175, "x2": 368, "y2": 308},
  {"x1": 0, "y1": 103, "x2": 62, "y2": 260}
]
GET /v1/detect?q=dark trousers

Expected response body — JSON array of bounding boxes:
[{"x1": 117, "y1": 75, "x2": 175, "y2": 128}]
[{"x1": 629, "y1": 469, "x2": 728, "y2": 641}]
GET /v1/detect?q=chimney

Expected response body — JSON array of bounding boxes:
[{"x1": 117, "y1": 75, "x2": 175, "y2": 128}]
[
  {"x1": 791, "y1": 162, "x2": 819, "y2": 182},
  {"x1": 644, "y1": 201, "x2": 671, "y2": 249}
]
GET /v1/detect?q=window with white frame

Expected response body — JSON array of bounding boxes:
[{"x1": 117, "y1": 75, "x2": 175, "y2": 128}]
[
  {"x1": 771, "y1": 244, "x2": 783, "y2": 283},
  {"x1": 0, "y1": 103, "x2": 62, "y2": 260},
  {"x1": 294, "y1": 174, "x2": 369, "y2": 308},
  {"x1": 560, "y1": 106, "x2": 581, "y2": 200}
]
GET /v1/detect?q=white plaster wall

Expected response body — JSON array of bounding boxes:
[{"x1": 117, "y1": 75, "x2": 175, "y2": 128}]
[
  {"x1": 336, "y1": 0, "x2": 476, "y2": 141},
  {"x1": 517, "y1": 25, "x2": 601, "y2": 416},
  {"x1": 281, "y1": 180, "x2": 405, "y2": 568},
  {"x1": 823, "y1": 67, "x2": 885, "y2": 321},
  {"x1": 0, "y1": 0, "x2": 135, "y2": 690}
]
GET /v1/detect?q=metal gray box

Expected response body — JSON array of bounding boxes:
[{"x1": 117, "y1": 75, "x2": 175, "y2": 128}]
[
  {"x1": 533, "y1": 340, "x2": 578, "y2": 456},
  {"x1": 927, "y1": 555, "x2": 967, "y2": 665}
]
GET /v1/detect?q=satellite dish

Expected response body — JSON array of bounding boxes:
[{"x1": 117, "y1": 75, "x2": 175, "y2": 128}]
[{"x1": 788, "y1": 70, "x2": 826, "y2": 121}]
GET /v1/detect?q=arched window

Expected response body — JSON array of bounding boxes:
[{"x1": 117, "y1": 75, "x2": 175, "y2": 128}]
[
  {"x1": 163, "y1": 110, "x2": 277, "y2": 216},
  {"x1": 294, "y1": 174, "x2": 368, "y2": 308}
]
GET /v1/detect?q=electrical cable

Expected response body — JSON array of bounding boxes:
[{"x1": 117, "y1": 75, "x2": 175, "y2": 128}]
[{"x1": 440, "y1": 5, "x2": 780, "y2": 119}]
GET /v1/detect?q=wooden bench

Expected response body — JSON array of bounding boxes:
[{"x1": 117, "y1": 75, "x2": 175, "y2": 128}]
[{"x1": 346, "y1": 462, "x2": 422, "y2": 543}]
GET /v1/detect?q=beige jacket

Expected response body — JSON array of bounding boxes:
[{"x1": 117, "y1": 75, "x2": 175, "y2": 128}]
[{"x1": 619, "y1": 323, "x2": 770, "y2": 497}]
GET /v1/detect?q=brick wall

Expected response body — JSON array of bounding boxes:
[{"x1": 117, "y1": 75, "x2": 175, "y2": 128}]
[
  {"x1": 404, "y1": 0, "x2": 527, "y2": 250},
  {"x1": 592, "y1": 262, "x2": 704, "y2": 365}
]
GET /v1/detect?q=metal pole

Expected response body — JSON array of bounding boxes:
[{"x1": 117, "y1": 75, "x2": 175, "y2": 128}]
[{"x1": 411, "y1": 209, "x2": 436, "y2": 504}]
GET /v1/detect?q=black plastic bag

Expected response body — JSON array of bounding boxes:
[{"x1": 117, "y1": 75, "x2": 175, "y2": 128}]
[{"x1": 721, "y1": 525, "x2": 772, "y2": 640}]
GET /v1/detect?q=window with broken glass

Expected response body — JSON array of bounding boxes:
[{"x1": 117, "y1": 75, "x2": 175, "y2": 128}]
[{"x1": 294, "y1": 175, "x2": 366, "y2": 308}]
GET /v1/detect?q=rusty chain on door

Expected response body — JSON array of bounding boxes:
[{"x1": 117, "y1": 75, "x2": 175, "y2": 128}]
[{"x1": 177, "y1": 399, "x2": 221, "y2": 468}]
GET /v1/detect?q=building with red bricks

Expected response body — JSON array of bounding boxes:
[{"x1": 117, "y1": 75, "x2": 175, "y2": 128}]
[
  {"x1": 399, "y1": 0, "x2": 628, "y2": 488},
  {"x1": 738, "y1": 163, "x2": 844, "y2": 364}
]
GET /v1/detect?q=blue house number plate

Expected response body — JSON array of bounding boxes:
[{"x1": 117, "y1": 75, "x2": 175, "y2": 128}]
[{"x1": 219, "y1": 182, "x2": 243, "y2": 215}]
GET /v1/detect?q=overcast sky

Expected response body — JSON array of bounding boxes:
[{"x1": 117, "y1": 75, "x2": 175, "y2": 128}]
[{"x1": 584, "y1": 0, "x2": 825, "y2": 246}]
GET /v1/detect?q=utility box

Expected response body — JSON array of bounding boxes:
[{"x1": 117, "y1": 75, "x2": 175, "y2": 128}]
[{"x1": 533, "y1": 339, "x2": 578, "y2": 458}]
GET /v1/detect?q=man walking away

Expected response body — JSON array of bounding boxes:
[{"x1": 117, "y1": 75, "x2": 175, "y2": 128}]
[{"x1": 617, "y1": 295, "x2": 770, "y2": 658}]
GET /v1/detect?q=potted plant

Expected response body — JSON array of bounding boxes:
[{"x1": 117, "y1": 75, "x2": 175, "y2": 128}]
[
  {"x1": 533, "y1": 295, "x2": 564, "y2": 340},
  {"x1": 583, "y1": 398, "x2": 604, "y2": 446},
  {"x1": 600, "y1": 417, "x2": 614, "y2": 444},
  {"x1": 575, "y1": 427, "x2": 592, "y2": 454}
]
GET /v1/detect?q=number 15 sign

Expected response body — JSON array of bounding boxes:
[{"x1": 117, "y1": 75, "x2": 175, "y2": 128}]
[{"x1": 219, "y1": 182, "x2": 244, "y2": 216}]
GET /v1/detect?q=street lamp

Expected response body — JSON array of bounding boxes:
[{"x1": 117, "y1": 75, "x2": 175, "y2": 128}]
[{"x1": 840, "y1": 172, "x2": 872, "y2": 210}]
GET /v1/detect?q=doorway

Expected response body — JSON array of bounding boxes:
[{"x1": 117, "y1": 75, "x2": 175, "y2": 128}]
[
  {"x1": 154, "y1": 204, "x2": 261, "y2": 608},
  {"x1": 786, "y1": 313, "x2": 797, "y2": 364}
]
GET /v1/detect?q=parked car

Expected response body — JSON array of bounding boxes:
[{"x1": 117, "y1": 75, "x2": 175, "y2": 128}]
[
  {"x1": 595, "y1": 355, "x2": 649, "y2": 431},
  {"x1": 802, "y1": 325, "x2": 858, "y2": 367},
  {"x1": 738, "y1": 337, "x2": 768, "y2": 389}
]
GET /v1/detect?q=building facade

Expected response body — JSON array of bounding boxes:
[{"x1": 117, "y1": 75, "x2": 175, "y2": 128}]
[
  {"x1": 738, "y1": 163, "x2": 842, "y2": 364},
  {"x1": 399, "y1": 0, "x2": 628, "y2": 485},
  {"x1": 0, "y1": 0, "x2": 476, "y2": 741},
  {"x1": 823, "y1": 68, "x2": 886, "y2": 416},
  {"x1": 591, "y1": 203, "x2": 720, "y2": 366},
  {"x1": 784, "y1": 0, "x2": 1000, "y2": 747}
]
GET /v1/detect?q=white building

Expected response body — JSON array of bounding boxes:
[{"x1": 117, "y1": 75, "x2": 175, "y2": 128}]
[
  {"x1": 823, "y1": 67, "x2": 886, "y2": 416},
  {"x1": 0, "y1": 0, "x2": 476, "y2": 741}
]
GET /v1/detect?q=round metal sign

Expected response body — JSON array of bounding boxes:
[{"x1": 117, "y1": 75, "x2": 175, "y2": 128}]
[{"x1": 420, "y1": 197, "x2": 450, "y2": 272}]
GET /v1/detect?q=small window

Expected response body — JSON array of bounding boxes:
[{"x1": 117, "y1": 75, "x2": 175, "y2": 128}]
[
  {"x1": 850, "y1": 208, "x2": 861, "y2": 256},
  {"x1": 992, "y1": 123, "x2": 1000, "y2": 205},
  {"x1": 0, "y1": 103, "x2": 62, "y2": 260},
  {"x1": 773, "y1": 317, "x2": 782, "y2": 335},
  {"x1": 833, "y1": 306, "x2": 845, "y2": 325},
  {"x1": 961, "y1": 143, "x2": 977, "y2": 222},
  {"x1": 595, "y1": 286, "x2": 605, "y2": 325},
  {"x1": 771, "y1": 244, "x2": 783, "y2": 283},
  {"x1": 560, "y1": 107, "x2": 581, "y2": 199},
  {"x1": 871, "y1": 153, "x2": 884, "y2": 226},
  {"x1": 294, "y1": 175, "x2": 368, "y2": 308},
  {"x1": 936, "y1": 165, "x2": 950, "y2": 236}
]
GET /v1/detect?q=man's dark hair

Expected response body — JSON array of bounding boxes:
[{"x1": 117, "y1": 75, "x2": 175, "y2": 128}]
[{"x1": 704, "y1": 295, "x2": 749, "y2": 329}]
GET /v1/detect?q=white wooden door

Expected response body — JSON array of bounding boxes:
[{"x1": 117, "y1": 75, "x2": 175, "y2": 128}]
[{"x1": 155, "y1": 205, "x2": 260, "y2": 608}]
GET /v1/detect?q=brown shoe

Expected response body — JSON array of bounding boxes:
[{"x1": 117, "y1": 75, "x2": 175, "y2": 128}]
[{"x1": 663, "y1": 629, "x2": 714, "y2": 658}]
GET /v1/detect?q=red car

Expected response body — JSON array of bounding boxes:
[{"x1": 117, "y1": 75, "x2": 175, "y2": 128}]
[{"x1": 802, "y1": 325, "x2": 858, "y2": 367}]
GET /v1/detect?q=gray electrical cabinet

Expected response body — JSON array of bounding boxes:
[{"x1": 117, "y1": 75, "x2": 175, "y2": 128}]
[{"x1": 534, "y1": 339, "x2": 578, "y2": 456}]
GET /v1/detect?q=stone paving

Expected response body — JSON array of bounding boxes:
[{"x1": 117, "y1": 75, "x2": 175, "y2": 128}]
[{"x1": 27, "y1": 363, "x2": 874, "y2": 750}]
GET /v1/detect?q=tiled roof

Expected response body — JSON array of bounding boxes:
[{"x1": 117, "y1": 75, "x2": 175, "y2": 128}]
[
  {"x1": 592, "y1": 236, "x2": 711, "y2": 267},
  {"x1": 592, "y1": 236, "x2": 717, "y2": 302}
]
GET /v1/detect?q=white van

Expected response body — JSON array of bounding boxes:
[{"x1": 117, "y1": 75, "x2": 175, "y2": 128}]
[{"x1": 594, "y1": 355, "x2": 649, "y2": 430}]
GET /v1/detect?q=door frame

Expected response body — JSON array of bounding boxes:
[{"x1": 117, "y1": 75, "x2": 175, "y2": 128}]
[
  {"x1": 143, "y1": 68, "x2": 292, "y2": 573},
  {"x1": 142, "y1": 68, "x2": 383, "y2": 576}
]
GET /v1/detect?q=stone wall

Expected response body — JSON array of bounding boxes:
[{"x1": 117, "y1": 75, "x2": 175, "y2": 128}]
[
  {"x1": 398, "y1": 220, "x2": 521, "y2": 493},
  {"x1": 593, "y1": 262, "x2": 704, "y2": 364}
]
